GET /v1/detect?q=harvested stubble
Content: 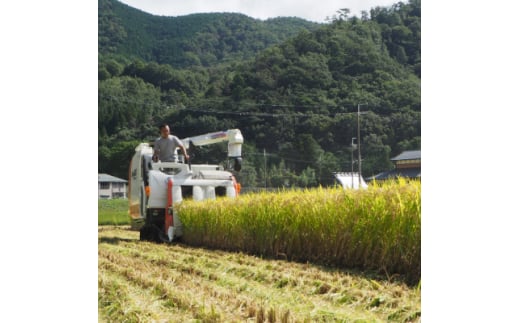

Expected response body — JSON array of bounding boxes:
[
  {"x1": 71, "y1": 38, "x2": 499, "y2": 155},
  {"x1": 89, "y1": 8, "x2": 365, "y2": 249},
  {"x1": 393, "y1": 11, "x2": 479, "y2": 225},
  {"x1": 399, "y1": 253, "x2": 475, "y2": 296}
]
[{"x1": 99, "y1": 226, "x2": 421, "y2": 322}]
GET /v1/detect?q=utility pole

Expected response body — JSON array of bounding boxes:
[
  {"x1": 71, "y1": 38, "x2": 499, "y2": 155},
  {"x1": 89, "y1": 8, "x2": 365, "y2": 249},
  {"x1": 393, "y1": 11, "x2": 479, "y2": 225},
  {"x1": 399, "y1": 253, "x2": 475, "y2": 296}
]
[
  {"x1": 351, "y1": 137, "x2": 356, "y2": 189},
  {"x1": 263, "y1": 148, "x2": 267, "y2": 189},
  {"x1": 357, "y1": 103, "x2": 367, "y2": 187}
]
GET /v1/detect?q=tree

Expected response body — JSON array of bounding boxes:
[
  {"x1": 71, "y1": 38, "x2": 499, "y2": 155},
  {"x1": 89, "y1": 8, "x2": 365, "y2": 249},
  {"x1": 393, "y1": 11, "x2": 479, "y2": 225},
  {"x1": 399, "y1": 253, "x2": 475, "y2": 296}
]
[
  {"x1": 332, "y1": 8, "x2": 351, "y2": 22},
  {"x1": 297, "y1": 167, "x2": 317, "y2": 187},
  {"x1": 98, "y1": 76, "x2": 163, "y2": 137},
  {"x1": 360, "y1": 134, "x2": 393, "y2": 176},
  {"x1": 101, "y1": 140, "x2": 140, "y2": 179}
]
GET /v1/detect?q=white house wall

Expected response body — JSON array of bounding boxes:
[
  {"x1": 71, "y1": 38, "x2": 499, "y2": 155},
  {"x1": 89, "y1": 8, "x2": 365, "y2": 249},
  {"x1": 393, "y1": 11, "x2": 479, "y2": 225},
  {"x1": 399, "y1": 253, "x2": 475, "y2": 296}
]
[{"x1": 98, "y1": 182, "x2": 127, "y2": 199}]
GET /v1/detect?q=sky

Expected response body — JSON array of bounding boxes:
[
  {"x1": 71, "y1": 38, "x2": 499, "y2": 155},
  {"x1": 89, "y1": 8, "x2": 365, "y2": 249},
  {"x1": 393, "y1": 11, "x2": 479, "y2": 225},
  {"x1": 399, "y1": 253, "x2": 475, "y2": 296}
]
[{"x1": 118, "y1": 0, "x2": 400, "y2": 23}]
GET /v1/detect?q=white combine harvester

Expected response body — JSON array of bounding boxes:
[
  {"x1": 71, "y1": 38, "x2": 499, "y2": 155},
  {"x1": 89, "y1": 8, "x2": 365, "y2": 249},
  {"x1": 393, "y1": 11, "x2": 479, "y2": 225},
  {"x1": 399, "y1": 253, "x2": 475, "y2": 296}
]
[{"x1": 128, "y1": 129, "x2": 244, "y2": 242}]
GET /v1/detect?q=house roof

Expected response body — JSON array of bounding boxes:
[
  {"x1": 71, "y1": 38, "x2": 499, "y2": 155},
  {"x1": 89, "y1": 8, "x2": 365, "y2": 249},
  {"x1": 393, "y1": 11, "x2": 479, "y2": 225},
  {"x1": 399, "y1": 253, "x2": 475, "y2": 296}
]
[
  {"x1": 98, "y1": 173, "x2": 127, "y2": 183},
  {"x1": 391, "y1": 150, "x2": 421, "y2": 161},
  {"x1": 367, "y1": 168, "x2": 421, "y2": 181}
]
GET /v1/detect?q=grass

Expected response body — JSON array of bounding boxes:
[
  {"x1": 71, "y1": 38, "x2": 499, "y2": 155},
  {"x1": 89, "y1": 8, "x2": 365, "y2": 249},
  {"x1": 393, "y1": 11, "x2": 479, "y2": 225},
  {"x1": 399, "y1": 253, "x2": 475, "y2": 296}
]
[
  {"x1": 99, "y1": 226, "x2": 421, "y2": 322},
  {"x1": 98, "y1": 199, "x2": 130, "y2": 225}
]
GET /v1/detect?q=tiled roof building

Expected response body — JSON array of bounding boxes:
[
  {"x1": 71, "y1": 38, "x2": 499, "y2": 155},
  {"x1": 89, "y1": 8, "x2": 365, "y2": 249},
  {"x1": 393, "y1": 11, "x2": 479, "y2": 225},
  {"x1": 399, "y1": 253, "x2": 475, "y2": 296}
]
[
  {"x1": 98, "y1": 173, "x2": 128, "y2": 199},
  {"x1": 367, "y1": 150, "x2": 421, "y2": 181}
]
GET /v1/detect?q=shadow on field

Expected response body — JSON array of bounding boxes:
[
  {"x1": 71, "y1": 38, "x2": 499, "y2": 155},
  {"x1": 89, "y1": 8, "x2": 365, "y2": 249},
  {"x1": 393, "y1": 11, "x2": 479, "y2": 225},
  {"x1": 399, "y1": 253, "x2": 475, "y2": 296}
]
[
  {"x1": 175, "y1": 242, "x2": 416, "y2": 286},
  {"x1": 99, "y1": 237, "x2": 136, "y2": 245}
]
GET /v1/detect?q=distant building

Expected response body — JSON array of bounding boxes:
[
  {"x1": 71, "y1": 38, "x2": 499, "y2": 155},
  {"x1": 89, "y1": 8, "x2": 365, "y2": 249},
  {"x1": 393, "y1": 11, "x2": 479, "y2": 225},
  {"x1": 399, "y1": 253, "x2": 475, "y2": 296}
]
[
  {"x1": 367, "y1": 150, "x2": 421, "y2": 181},
  {"x1": 98, "y1": 173, "x2": 128, "y2": 199}
]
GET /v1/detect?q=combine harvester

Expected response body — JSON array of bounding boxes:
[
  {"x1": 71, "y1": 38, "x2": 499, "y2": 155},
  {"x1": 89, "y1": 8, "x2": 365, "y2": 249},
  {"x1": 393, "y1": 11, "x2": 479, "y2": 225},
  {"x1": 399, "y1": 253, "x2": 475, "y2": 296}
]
[{"x1": 128, "y1": 129, "x2": 243, "y2": 242}]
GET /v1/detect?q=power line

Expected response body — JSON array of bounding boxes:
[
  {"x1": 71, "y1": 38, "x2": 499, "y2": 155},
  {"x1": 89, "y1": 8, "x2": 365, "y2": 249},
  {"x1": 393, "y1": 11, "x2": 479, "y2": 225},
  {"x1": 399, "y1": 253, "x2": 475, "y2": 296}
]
[
  {"x1": 247, "y1": 152, "x2": 316, "y2": 164},
  {"x1": 99, "y1": 94, "x2": 375, "y2": 118},
  {"x1": 181, "y1": 107, "x2": 357, "y2": 118}
]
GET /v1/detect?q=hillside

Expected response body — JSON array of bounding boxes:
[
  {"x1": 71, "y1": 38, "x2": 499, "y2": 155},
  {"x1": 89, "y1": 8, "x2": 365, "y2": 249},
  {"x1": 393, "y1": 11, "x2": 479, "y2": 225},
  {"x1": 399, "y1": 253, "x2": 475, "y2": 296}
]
[
  {"x1": 98, "y1": 0, "x2": 421, "y2": 185},
  {"x1": 99, "y1": 0, "x2": 321, "y2": 67}
]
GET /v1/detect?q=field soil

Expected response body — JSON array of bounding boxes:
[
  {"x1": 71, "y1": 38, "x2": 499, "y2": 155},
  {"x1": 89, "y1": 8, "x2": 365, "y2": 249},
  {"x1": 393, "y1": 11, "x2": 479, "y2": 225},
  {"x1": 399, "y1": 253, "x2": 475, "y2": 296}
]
[{"x1": 99, "y1": 226, "x2": 420, "y2": 322}]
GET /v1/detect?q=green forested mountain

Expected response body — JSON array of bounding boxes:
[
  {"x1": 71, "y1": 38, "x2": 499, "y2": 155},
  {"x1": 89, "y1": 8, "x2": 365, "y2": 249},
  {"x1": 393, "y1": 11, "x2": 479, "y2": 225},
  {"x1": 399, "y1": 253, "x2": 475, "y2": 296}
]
[
  {"x1": 98, "y1": 0, "x2": 421, "y2": 187},
  {"x1": 99, "y1": 0, "x2": 320, "y2": 67}
]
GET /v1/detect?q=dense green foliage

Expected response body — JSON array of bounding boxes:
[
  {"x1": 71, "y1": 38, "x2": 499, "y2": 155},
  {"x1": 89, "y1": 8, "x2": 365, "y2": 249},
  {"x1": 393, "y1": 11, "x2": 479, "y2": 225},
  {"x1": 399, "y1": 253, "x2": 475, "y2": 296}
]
[
  {"x1": 99, "y1": 0, "x2": 320, "y2": 67},
  {"x1": 99, "y1": 0, "x2": 420, "y2": 186}
]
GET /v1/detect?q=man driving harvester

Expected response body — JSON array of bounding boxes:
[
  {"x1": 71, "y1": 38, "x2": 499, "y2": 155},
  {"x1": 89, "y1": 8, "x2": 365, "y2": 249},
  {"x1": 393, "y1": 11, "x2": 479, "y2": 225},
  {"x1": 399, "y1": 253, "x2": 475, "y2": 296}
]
[{"x1": 152, "y1": 123, "x2": 190, "y2": 163}]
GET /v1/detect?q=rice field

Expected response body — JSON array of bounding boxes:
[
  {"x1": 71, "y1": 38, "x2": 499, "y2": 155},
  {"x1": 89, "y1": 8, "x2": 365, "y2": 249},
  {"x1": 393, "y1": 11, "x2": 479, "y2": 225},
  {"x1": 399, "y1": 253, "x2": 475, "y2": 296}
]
[
  {"x1": 178, "y1": 179, "x2": 420, "y2": 284},
  {"x1": 99, "y1": 226, "x2": 421, "y2": 322},
  {"x1": 99, "y1": 180, "x2": 421, "y2": 321}
]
